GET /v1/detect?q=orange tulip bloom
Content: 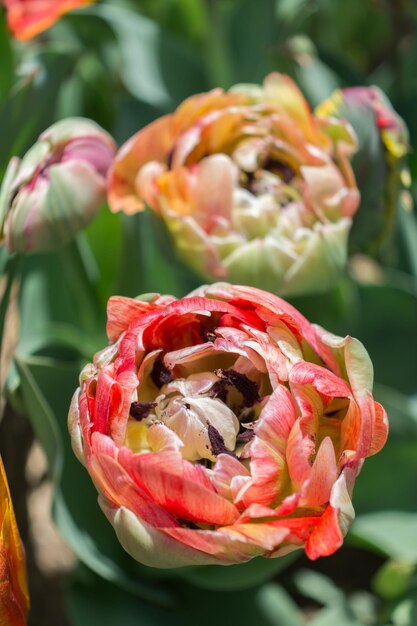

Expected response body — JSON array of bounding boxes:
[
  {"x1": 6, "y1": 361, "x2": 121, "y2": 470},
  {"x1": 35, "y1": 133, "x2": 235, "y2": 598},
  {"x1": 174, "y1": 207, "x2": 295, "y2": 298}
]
[
  {"x1": 108, "y1": 74, "x2": 360, "y2": 296},
  {"x1": 0, "y1": 456, "x2": 29, "y2": 626},
  {"x1": 3, "y1": 0, "x2": 94, "y2": 41}
]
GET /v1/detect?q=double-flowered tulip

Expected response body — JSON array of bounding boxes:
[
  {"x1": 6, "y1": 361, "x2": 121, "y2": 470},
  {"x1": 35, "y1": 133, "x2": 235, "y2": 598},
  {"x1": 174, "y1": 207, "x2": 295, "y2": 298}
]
[
  {"x1": 108, "y1": 73, "x2": 360, "y2": 297},
  {"x1": 0, "y1": 118, "x2": 116, "y2": 254},
  {"x1": 69, "y1": 283, "x2": 388, "y2": 568}
]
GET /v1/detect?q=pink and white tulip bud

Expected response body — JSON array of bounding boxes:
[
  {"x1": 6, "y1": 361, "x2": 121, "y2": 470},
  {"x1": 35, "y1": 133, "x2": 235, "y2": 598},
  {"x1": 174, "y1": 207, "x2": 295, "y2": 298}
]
[
  {"x1": 68, "y1": 283, "x2": 388, "y2": 568},
  {"x1": 0, "y1": 118, "x2": 116, "y2": 254},
  {"x1": 108, "y1": 73, "x2": 360, "y2": 297}
]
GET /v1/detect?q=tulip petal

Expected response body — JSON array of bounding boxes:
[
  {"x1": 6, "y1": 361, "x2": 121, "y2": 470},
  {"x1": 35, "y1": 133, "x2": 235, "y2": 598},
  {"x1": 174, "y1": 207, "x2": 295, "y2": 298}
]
[
  {"x1": 4, "y1": 0, "x2": 94, "y2": 41},
  {"x1": 102, "y1": 504, "x2": 224, "y2": 568},
  {"x1": 119, "y1": 445, "x2": 240, "y2": 526},
  {"x1": 0, "y1": 458, "x2": 29, "y2": 625},
  {"x1": 241, "y1": 385, "x2": 296, "y2": 507}
]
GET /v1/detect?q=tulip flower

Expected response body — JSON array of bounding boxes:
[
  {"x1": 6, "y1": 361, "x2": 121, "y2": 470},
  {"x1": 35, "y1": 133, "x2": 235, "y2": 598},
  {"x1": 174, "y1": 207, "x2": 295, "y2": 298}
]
[
  {"x1": 108, "y1": 73, "x2": 360, "y2": 297},
  {"x1": 68, "y1": 283, "x2": 388, "y2": 568},
  {"x1": 0, "y1": 117, "x2": 116, "y2": 254},
  {"x1": 3, "y1": 0, "x2": 94, "y2": 41},
  {"x1": 0, "y1": 456, "x2": 29, "y2": 625},
  {"x1": 316, "y1": 86, "x2": 410, "y2": 253}
]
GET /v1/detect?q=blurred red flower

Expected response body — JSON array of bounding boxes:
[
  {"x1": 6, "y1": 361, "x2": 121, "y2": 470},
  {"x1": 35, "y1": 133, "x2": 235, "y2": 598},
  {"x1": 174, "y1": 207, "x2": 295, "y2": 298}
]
[{"x1": 3, "y1": 0, "x2": 94, "y2": 41}]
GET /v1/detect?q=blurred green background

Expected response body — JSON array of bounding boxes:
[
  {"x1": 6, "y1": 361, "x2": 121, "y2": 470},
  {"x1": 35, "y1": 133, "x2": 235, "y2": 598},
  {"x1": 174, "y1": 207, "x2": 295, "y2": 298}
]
[{"x1": 1, "y1": 1, "x2": 417, "y2": 625}]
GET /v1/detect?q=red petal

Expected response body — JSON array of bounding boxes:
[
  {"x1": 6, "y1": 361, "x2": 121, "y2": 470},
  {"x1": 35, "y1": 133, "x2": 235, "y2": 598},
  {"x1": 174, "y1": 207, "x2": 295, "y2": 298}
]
[
  {"x1": 290, "y1": 361, "x2": 351, "y2": 398},
  {"x1": 120, "y1": 447, "x2": 240, "y2": 526},
  {"x1": 241, "y1": 385, "x2": 297, "y2": 507},
  {"x1": 305, "y1": 505, "x2": 343, "y2": 559},
  {"x1": 106, "y1": 295, "x2": 174, "y2": 342}
]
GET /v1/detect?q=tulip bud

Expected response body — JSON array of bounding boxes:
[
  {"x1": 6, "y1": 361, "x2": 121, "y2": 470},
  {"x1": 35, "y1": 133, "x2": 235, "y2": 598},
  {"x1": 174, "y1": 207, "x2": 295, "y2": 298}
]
[
  {"x1": 3, "y1": 0, "x2": 94, "y2": 41},
  {"x1": 316, "y1": 86, "x2": 410, "y2": 254},
  {"x1": 0, "y1": 456, "x2": 29, "y2": 626},
  {"x1": 0, "y1": 118, "x2": 116, "y2": 254},
  {"x1": 108, "y1": 73, "x2": 360, "y2": 297}
]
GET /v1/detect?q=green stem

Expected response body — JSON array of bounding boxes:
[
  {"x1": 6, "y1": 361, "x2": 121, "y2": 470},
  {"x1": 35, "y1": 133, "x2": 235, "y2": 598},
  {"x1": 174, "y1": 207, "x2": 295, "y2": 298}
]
[
  {"x1": 59, "y1": 238, "x2": 101, "y2": 335},
  {"x1": 0, "y1": 251, "x2": 22, "y2": 392}
]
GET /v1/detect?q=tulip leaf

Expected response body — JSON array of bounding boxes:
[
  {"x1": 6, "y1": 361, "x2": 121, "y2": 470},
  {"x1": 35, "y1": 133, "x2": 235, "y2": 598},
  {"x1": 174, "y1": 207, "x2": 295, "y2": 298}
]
[
  {"x1": 69, "y1": 571, "x2": 303, "y2": 626},
  {"x1": 14, "y1": 354, "x2": 175, "y2": 606},
  {"x1": 398, "y1": 199, "x2": 417, "y2": 281},
  {"x1": 0, "y1": 11, "x2": 14, "y2": 101},
  {"x1": 373, "y1": 384, "x2": 417, "y2": 437},
  {"x1": 16, "y1": 243, "x2": 105, "y2": 359},
  {"x1": 82, "y1": 4, "x2": 206, "y2": 108},
  {"x1": 84, "y1": 207, "x2": 122, "y2": 308},
  {"x1": 178, "y1": 551, "x2": 300, "y2": 591},
  {"x1": 293, "y1": 570, "x2": 345, "y2": 607},
  {"x1": 115, "y1": 211, "x2": 200, "y2": 299},
  {"x1": 14, "y1": 355, "x2": 63, "y2": 482},
  {"x1": 227, "y1": 0, "x2": 281, "y2": 84},
  {"x1": 308, "y1": 605, "x2": 363, "y2": 626},
  {"x1": 373, "y1": 559, "x2": 416, "y2": 600},
  {"x1": 391, "y1": 592, "x2": 417, "y2": 626},
  {"x1": 349, "y1": 512, "x2": 417, "y2": 562},
  {"x1": 0, "y1": 48, "x2": 76, "y2": 169},
  {"x1": 352, "y1": 437, "x2": 417, "y2": 515}
]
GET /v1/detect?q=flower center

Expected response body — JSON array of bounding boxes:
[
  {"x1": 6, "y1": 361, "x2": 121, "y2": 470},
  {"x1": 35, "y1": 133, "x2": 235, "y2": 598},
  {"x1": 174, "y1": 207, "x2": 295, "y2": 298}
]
[{"x1": 127, "y1": 366, "x2": 264, "y2": 463}]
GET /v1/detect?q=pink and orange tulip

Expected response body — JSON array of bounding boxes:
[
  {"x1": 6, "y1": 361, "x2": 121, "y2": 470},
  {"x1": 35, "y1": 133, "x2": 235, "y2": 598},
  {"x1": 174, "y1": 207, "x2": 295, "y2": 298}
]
[
  {"x1": 68, "y1": 283, "x2": 388, "y2": 568},
  {"x1": 3, "y1": 0, "x2": 94, "y2": 41},
  {"x1": 108, "y1": 73, "x2": 360, "y2": 296},
  {"x1": 0, "y1": 456, "x2": 29, "y2": 625}
]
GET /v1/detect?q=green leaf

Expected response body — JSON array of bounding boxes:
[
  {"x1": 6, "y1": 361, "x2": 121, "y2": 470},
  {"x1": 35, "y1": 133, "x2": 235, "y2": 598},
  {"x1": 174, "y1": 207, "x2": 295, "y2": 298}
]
[
  {"x1": 83, "y1": 4, "x2": 206, "y2": 108},
  {"x1": 293, "y1": 569, "x2": 344, "y2": 607},
  {"x1": 391, "y1": 593, "x2": 417, "y2": 626},
  {"x1": 14, "y1": 355, "x2": 63, "y2": 481},
  {"x1": 374, "y1": 560, "x2": 416, "y2": 600},
  {"x1": 0, "y1": 11, "x2": 14, "y2": 101},
  {"x1": 373, "y1": 384, "x2": 417, "y2": 437},
  {"x1": 15, "y1": 354, "x2": 174, "y2": 606},
  {"x1": 258, "y1": 583, "x2": 304, "y2": 626},
  {"x1": 178, "y1": 551, "x2": 300, "y2": 591},
  {"x1": 0, "y1": 253, "x2": 22, "y2": 391},
  {"x1": 398, "y1": 198, "x2": 417, "y2": 281},
  {"x1": 350, "y1": 512, "x2": 417, "y2": 562},
  {"x1": 227, "y1": 0, "x2": 280, "y2": 84},
  {"x1": 0, "y1": 47, "x2": 76, "y2": 169},
  {"x1": 309, "y1": 605, "x2": 363, "y2": 626},
  {"x1": 69, "y1": 572, "x2": 303, "y2": 626},
  {"x1": 115, "y1": 211, "x2": 200, "y2": 298},
  {"x1": 84, "y1": 206, "x2": 122, "y2": 308},
  {"x1": 352, "y1": 438, "x2": 417, "y2": 515}
]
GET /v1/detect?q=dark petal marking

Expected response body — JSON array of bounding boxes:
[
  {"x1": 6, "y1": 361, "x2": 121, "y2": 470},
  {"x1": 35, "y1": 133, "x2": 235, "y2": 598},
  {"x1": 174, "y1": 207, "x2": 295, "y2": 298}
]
[
  {"x1": 208, "y1": 424, "x2": 236, "y2": 458},
  {"x1": 130, "y1": 401, "x2": 157, "y2": 421},
  {"x1": 214, "y1": 369, "x2": 260, "y2": 407},
  {"x1": 237, "y1": 428, "x2": 255, "y2": 444},
  {"x1": 177, "y1": 518, "x2": 200, "y2": 529},
  {"x1": 151, "y1": 358, "x2": 172, "y2": 388},
  {"x1": 208, "y1": 380, "x2": 228, "y2": 404}
]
